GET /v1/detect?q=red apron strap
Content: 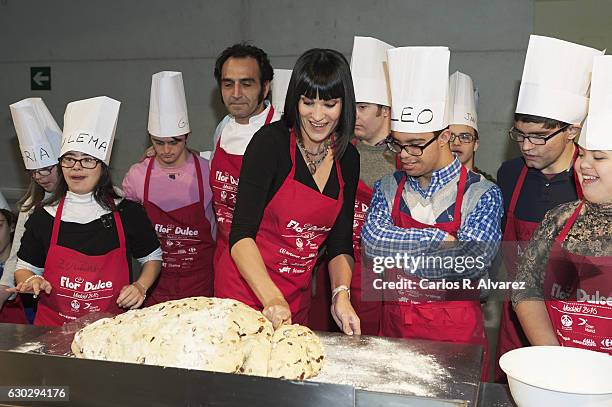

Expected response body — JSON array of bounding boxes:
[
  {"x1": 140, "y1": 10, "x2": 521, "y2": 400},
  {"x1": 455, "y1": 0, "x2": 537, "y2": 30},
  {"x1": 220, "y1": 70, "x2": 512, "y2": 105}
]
[
  {"x1": 264, "y1": 106, "x2": 275, "y2": 125},
  {"x1": 192, "y1": 152, "x2": 205, "y2": 203},
  {"x1": 555, "y1": 201, "x2": 583, "y2": 243},
  {"x1": 452, "y1": 166, "x2": 468, "y2": 224},
  {"x1": 395, "y1": 154, "x2": 401, "y2": 170},
  {"x1": 112, "y1": 210, "x2": 127, "y2": 249},
  {"x1": 289, "y1": 128, "x2": 298, "y2": 178},
  {"x1": 571, "y1": 146, "x2": 584, "y2": 200},
  {"x1": 391, "y1": 174, "x2": 408, "y2": 224},
  {"x1": 50, "y1": 197, "x2": 66, "y2": 247},
  {"x1": 143, "y1": 157, "x2": 155, "y2": 203},
  {"x1": 508, "y1": 165, "x2": 528, "y2": 215}
]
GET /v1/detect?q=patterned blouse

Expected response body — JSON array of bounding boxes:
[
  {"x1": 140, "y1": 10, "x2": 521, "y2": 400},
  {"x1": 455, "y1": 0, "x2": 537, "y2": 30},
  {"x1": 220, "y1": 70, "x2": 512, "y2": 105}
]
[{"x1": 512, "y1": 200, "x2": 612, "y2": 307}]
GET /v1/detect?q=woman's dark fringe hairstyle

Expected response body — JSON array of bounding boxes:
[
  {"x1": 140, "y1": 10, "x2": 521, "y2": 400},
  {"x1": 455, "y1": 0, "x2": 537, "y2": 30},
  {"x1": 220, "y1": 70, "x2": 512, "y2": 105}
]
[
  {"x1": 282, "y1": 48, "x2": 356, "y2": 159},
  {"x1": 44, "y1": 161, "x2": 120, "y2": 211}
]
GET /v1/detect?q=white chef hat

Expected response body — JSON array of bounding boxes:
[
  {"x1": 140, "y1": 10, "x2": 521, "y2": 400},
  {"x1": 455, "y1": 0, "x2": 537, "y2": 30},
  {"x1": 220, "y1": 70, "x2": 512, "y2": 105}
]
[
  {"x1": 449, "y1": 71, "x2": 478, "y2": 131},
  {"x1": 351, "y1": 36, "x2": 394, "y2": 107},
  {"x1": 272, "y1": 69, "x2": 292, "y2": 114},
  {"x1": 9, "y1": 98, "x2": 62, "y2": 170},
  {"x1": 516, "y1": 35, "x2": 603, "y2": 124},
  {"x1": 148, "y1": 71, "x2": 190, "y2": 138},
  {"x1": 580, "y1": 55, "x2": 612, "y2": 150},
  {"x1": 60, "y1": 96, "x2": 121, "y2": 164},
  {"x1": 387, "y1": 46, "x2": 450, "y2": 133}
]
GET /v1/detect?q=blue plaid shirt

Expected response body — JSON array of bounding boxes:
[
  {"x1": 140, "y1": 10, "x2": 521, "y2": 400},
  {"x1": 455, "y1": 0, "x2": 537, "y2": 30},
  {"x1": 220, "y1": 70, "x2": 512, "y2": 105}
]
[{"x1": 361, "y1": 158, "x2": 502, "y2": 279}]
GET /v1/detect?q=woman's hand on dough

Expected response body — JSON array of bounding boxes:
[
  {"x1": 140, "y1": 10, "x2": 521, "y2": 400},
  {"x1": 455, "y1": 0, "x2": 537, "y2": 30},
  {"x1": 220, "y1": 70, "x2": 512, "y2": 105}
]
[
  {"x1": 263, "y1": 296, "x2": 292, "y2": 329},
  {"x1": 117, "y1": 284, "x2": 146, "y2": 310},
  {"x1": 331, "y1": 292, "x2": 361, "y2": 336}
]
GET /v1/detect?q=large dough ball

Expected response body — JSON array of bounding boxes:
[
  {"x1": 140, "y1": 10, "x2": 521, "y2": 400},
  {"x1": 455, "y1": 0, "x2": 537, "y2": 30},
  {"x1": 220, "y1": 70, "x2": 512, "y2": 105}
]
[
  {"x1": 71, "y1": 297, "x2": 325, "y2": 381},
  {"x1": 71, "y1": 297, "x2": 273, "y2": 374}
]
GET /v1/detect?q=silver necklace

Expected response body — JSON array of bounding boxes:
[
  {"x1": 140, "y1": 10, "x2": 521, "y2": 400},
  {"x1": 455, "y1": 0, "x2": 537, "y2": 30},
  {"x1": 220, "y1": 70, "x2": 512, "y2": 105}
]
[{"x1": 297, "y1": 137, "x2": 332, "y2": 174}]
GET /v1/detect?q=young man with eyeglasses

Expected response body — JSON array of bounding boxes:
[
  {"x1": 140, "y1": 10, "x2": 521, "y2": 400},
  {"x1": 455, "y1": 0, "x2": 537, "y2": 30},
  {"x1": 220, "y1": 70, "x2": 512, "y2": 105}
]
[
  {"x1": 447, "y1": 71, "x2": 496, "y2": 182},
  {"x1": 494, "y1": 35, "x2": 602, "y2": 383},
  {"x1": 361, "y1": 47, "x2": 502, "y2": 380}
]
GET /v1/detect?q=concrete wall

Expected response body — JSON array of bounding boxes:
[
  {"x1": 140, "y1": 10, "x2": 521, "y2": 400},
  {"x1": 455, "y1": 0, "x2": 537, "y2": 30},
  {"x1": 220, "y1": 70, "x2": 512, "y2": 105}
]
[
  {"x1": 0, "y1": 0, "x2": 533, "y2": 200},
  {"x1": 534, "y1": 0, "x2": 611, "y2": 50}
]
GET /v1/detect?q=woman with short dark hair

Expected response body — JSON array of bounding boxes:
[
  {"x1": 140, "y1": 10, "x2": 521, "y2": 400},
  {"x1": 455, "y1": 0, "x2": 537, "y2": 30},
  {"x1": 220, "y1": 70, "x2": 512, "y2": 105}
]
[{"x1": 215, "y1": 49, "x2": 361, "y2": 335}]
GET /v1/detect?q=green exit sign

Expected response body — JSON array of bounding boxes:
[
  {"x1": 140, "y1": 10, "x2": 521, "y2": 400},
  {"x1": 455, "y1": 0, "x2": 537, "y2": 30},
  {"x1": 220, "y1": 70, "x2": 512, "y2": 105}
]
[{"x1": 31, "y1": 67, "x2": 51, "y2": 90}]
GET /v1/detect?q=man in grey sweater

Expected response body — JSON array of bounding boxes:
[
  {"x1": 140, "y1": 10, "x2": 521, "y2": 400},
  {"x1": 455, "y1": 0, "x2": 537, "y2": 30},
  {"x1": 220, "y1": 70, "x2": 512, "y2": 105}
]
[{"x1": 349, "y1": 36, "x2": 398, "y2": 335}]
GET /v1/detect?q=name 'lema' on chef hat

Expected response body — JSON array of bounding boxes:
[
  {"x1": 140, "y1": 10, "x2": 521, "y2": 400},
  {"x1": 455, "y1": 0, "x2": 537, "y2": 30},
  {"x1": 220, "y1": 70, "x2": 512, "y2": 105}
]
[
  {"x1": 351, "y1": 36, "x2": 394, "y2": 107},
  {"x1": 516, "y1": 35, "x2": 603, "y2": 124},
  {"x1": 9, "y1": 98, "x2": 62, "y2": 170},
  {"x1": 387, "y1": 46, "x2": 450, "y2": 133},
  {"x1": 449, "y1": 71, "x2": 478, "y2": 131},
  {"x1": 271, "y1": 69, "x2": 292, "y2": 115},
  {"x1": 148, "y1": 71, "x2": 190, "y2": 138},
  {"x1": 60, "y1": 96, "x2": 121, "y2": 165},
  {"x1": 580, "y1": 55, "x2": 612, "y2": 150}
]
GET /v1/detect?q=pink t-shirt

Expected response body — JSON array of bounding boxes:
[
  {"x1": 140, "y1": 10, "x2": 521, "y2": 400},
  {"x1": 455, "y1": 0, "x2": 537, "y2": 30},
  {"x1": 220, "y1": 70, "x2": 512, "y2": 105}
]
[{"x1": 122, "y1": 154, "x2": 216, "y2": 238}]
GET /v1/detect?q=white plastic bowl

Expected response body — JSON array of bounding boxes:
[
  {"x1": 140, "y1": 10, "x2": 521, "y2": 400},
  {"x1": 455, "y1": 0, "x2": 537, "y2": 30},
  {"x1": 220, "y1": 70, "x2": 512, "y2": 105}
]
[{"x1": 500, "y1": 346, "x2": 612, "y2": 407}]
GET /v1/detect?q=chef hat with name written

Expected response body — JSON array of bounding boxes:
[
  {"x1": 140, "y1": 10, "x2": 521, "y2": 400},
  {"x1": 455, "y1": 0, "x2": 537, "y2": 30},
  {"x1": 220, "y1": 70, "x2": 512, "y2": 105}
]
[
  {"x1": 351, "y1": 36, "x2": 394, "y2": 106},
  {"x1": 9, "y1": 98, "x2": 62, "y2": 170},
  {"x1": 60, "y1": 96, "x2": 121, "y2": 164},
  {"x1": 387, "y1": 46, "x2": 450, "y2": 133},
  {"x1": 449, "y1": 71, "x2": 478, "y2": 131},
  {"x1": 580, "y1": 56, "x2": 612, "y2": 150},
  {"x1": 271, "y1": 69, "x2": 292, "y2": 114},
  {"x1": 148, "y1": 71, "x2": 190, "y2": 138},
  {"x1": 516, "y1": 35, "x2": 603, "y2": 124}
]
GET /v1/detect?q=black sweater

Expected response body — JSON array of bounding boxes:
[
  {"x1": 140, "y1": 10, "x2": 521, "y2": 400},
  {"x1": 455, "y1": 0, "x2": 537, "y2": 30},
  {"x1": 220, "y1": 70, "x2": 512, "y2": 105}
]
[
  {"x1": 18, "y1": 199, "x2": 160, "y2": 270},
  {"x1": 229, "y1": 121, "x2": 359, "y2": 260}
]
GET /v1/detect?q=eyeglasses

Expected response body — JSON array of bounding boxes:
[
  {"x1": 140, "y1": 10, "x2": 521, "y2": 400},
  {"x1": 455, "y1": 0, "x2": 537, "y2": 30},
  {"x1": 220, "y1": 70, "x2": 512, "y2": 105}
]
[
  {"x1": 28, "y1": 165, "x2": 55, "y2": 177},
  {"x1": 60, "y1": 156, "x2": 100, "y2": 169},
  {"x1": 508, "y1": 124, "x2": 570, "y2": 145},
  {"x1": 385, "y1": 134, "x2": 439, "y2": 156},
  {"x1": 449, "y1": 132, "x2": 477, "y2": 144}
]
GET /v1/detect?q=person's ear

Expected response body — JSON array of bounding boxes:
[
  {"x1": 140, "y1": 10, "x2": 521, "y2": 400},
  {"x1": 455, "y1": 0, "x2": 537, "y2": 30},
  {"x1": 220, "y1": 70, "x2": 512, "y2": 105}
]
[
  {"x1": 381, "y1": 106, "x2": 391, "y2": 118},
  {"x1": 473, "y1": 139, "x2": 480, "y2": 152},
  {"x1": 438, "y1": 128, "x2": 451, "y2": 144},
  {"x1": 262, "y1": 80, "x2": 271, "y2": 100},
  {"x1": 567, "y1": 124, "x2": 581, "y2": 141}
]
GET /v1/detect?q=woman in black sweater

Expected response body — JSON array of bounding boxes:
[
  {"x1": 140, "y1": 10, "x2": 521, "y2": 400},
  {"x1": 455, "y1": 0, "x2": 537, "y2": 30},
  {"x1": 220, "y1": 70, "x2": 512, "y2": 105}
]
[{"x1": 215, "y1": 49, "x2": 361, "y2": 335}]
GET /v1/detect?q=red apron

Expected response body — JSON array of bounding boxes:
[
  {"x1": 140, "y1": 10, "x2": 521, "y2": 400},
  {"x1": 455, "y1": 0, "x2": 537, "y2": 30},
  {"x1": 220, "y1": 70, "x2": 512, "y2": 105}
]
[
  {"x1": 34, "y1": 197, "x2": 130, "y2": 327},
  {"x1": 143, "y1": 153, "x2": 214, "y2": 305},
  {"x1": 308, "y1": 259, "x2": 336, "y2": 331},
  {"x1": 544, "y1": 202, "x2": 612, "y2": 354},
  {"x1": 350, "y1": 178, "x2": 382, "y2": 335},
  {"x1": 380, "y1": 166, "x2": 489, "y2": 380},
  {"x1": 495, "y1": 157, "x2": 583, "y2": 382},
  {"x1": 0, "y1": 295, "x2": 28, "y2": 324},
  {"x1": 210, "y1": 107, "x2": 275, "y2": 295},
  {"x1": 215, "y1": 129, "x2": 344, "y2": 325}
]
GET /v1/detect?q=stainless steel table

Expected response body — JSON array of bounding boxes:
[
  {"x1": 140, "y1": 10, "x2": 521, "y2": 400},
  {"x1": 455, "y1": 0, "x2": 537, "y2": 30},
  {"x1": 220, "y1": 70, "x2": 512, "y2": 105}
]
[
  {"x1": 0, "y1": 323, "x2": 483, "y2": 406},
  {"x1": 477, "y1": 382, "x2": 517, "y2": 407}
]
